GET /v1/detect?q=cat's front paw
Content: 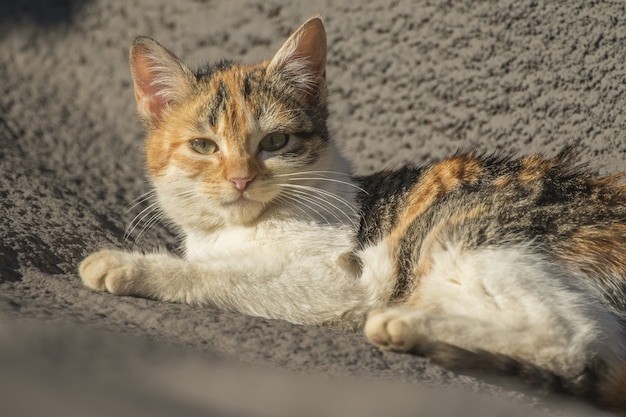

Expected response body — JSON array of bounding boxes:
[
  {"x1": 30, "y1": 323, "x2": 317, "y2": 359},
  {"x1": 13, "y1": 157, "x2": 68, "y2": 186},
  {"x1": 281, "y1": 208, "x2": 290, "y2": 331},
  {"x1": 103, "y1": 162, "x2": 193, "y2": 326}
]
[
  {"x1": 79, "y1": 250, "x2": 140, "y2": 295},
  {"x1": 364, "y1": 307, "x2": 428, "y2": 352}
]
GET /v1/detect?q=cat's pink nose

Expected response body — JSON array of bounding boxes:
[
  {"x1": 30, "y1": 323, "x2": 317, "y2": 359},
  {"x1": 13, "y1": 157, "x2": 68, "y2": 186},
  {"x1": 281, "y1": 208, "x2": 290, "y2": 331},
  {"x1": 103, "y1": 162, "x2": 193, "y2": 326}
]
[{"x1": 230, "y1": 176, "x2": 255, "y2": 192}]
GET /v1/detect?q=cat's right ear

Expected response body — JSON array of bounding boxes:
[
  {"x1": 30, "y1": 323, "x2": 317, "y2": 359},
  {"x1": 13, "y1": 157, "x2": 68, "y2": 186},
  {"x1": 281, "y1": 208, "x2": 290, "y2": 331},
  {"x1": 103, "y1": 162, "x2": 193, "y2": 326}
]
[{"x1": 130, "y1": 36, "x2": 194, "y2": 128}]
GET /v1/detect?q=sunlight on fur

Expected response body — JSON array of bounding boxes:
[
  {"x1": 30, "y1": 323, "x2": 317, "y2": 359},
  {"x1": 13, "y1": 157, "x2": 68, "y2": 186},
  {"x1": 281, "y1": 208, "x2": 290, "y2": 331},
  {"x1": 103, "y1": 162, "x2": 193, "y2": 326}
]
[{"x1": 80, "y1": 16, "x2": 626, "y2": 415}]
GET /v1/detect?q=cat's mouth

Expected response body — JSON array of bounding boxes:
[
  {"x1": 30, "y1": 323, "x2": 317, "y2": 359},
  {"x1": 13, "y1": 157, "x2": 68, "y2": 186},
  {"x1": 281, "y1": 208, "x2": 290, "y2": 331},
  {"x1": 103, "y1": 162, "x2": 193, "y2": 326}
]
[
  {"x1": 220, "y1": 193, "x2": 268, "y2": 224},
  {"x1": 223, "y1": 193, "x2": 263, "y2": 207}
]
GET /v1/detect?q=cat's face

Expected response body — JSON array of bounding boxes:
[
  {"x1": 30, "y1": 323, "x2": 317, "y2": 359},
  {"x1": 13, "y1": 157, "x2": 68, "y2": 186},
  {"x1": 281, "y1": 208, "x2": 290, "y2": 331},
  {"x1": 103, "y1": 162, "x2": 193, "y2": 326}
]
[{"x1": 130, "y1": 18, "x2": 346, "y2": 228}]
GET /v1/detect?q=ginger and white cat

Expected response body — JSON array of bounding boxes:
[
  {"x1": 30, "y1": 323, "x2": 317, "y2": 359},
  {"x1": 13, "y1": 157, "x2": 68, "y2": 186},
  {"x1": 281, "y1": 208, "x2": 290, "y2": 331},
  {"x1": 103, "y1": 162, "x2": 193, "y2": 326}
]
[{"x1": 80, "y1": 17, "x2": 626, "y2": 413}]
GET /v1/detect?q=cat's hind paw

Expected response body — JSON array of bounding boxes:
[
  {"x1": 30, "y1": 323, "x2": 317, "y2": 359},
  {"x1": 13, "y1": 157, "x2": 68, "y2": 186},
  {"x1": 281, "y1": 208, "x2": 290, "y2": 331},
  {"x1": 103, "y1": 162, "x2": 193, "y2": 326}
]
[
  {"x1": 364, "y1": 307, "x2": 429, "y2": 352},
  {"x1": 79, "y1": 250, "x2": 139, "y2": 295}
]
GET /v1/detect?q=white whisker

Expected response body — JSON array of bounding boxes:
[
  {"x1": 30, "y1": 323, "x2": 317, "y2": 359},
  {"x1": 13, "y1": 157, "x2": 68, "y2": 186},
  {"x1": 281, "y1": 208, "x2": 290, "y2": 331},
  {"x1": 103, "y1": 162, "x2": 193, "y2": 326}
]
[
  {"x1": 124, "y1": 200, "x2": 162, "y2": 243},
  {"x1": 285, "y1": 177, "x2": 368, "y2": 194},
  {"x1": 272, "y1": 194, "x2": 317, "y2": 223},
  {"x1": 125, "y1": 190, "x2": 157, "y2": 214},
  {"x1": 134, "y1": 209, "x2": 165, "y2": 244},
  {"x1": 281, "y1": 183, "x2": 360, "y2": 216},
  {"x1": 284, "y1": 195, "x2": 331, "y2": 224},
  {"x1": 287, "y1": 190, "x2": 338, "y2": 224},
  {"x1": 123, "y1": 188, "x2": 195, "y2": 244},
  {"x1": 274, "y1": 171, "x2": 368, "y2": 195},
  {"x1": 273, "y1": 170, "x2": 352, "y2": 179},
  {"x1": 279, "y1": 187, "x2": 355, "y2": 227},
  {"x1": 279, "y1": 186, "x2": 359, "y2": 228}
]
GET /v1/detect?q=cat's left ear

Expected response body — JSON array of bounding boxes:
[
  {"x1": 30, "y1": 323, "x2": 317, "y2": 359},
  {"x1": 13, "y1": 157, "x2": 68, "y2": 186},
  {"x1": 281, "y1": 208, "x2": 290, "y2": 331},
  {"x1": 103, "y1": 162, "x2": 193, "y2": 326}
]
[{"x1": 267, "y1": 16, "x2": 327, "y2": 101}]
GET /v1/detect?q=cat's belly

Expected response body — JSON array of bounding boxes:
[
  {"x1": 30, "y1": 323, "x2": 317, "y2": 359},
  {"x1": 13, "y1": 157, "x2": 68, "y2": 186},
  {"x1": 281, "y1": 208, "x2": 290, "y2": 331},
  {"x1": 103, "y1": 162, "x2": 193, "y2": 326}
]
[{"x1": 399, "y1": 242, "x2": 624, "y2": 375}]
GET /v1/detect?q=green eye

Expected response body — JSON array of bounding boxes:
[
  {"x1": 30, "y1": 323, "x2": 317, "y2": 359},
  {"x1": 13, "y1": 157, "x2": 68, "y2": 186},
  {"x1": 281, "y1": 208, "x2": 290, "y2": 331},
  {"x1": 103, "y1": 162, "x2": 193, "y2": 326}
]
[
  {"x1": 259, "y1": 132, "x2": 289, "y2": 152},
  {"x1": 189, "y1": 138, "x2": 218, "y2": 155}
]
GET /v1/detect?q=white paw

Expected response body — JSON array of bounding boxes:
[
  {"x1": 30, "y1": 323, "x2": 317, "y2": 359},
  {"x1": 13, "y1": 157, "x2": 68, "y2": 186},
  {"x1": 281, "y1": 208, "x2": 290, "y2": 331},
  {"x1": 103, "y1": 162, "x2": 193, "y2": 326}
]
[
  {"x1": 79, "y1": 250, "x2": 139, "y2": 295},
  {"x1": 364, "y1": 307, "x2": 428, "y2": 352}
]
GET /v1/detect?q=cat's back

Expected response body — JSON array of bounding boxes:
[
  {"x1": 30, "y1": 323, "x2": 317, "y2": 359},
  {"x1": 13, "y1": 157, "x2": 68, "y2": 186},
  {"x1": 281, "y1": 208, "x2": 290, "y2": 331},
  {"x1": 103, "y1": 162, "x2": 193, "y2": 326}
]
[{"x1": 355, "y1": 148, "x2": 626, "y2": 310}]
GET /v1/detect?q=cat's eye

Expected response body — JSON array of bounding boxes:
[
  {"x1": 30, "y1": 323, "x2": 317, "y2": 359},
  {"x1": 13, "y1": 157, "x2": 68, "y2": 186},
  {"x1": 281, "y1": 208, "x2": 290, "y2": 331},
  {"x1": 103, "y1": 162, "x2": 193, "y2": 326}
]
[
  {"x1": 259, "y1": 132, "x2": 289, "y2": 152},
  {"x1": 189, "y1": 138, "x2": 218, "y2": 155}
]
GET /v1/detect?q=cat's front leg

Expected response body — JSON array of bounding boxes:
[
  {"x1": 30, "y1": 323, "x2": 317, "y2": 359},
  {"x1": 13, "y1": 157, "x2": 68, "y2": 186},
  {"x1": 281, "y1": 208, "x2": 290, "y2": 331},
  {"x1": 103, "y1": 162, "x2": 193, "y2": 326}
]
[
  {"x1": 80, "y1": 250, "x2": 207, "y2": 304},
  {"x1": 80, "y1": 250, "x2": 145, "y2": 296},
  {"x1": 79, "y1": 248, "x2": 366, "y2": 326}
]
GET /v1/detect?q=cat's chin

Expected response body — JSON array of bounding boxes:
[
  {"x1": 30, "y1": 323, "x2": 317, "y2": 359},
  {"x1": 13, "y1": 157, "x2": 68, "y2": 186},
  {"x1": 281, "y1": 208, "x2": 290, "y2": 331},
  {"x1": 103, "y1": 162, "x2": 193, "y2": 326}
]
[
  {"x1": 222, "y1": 193, "x2": 264, "y2": 207},
  {"x1": 220, "y1": 196, "x2": 266, "y2": 225}
]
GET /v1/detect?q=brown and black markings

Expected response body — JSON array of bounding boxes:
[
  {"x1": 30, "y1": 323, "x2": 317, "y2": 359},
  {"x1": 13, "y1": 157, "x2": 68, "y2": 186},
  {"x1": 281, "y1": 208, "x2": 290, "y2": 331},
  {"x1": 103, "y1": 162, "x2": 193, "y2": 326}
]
[
  {"x1": 194, "y1": 59, "x2": 330, "y2": 167},
  {"x1": 356, "y1": 147, "x2": 626, "y2": 307},
  {"x1": 141, "y1": 55, "x2": 333, "y2": 185}
]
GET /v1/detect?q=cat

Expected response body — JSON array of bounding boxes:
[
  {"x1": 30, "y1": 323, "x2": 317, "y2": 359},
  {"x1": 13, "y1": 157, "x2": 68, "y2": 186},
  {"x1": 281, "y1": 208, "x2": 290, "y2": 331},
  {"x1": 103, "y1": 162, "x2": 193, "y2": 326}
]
[{"x1": 80, "y1": 16, "x2": 626, "y2": 413}]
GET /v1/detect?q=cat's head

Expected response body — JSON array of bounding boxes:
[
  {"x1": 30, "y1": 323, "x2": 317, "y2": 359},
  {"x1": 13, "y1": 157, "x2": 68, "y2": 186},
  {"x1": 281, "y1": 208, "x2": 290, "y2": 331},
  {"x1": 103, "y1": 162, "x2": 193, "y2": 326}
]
[{"x1": 130, "y1": 17, "x2": 352, "y2": 230}]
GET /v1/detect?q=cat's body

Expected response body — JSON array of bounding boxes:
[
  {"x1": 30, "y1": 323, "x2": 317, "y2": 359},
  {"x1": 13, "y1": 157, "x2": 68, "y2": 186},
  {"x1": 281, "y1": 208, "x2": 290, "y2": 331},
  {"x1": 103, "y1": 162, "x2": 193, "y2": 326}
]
[{"x1": 80, "y1": 17, "x2": 626, "y2": 413}]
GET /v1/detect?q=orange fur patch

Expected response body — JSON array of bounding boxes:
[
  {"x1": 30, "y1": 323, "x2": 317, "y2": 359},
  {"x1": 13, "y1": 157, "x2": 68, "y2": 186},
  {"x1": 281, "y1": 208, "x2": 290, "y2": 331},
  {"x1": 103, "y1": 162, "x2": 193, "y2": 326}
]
[
  {"x1": 557, "y1": 224, "x2": 626, "y2": 280},
  {"x1": 145, "y1": 65, "x2": 266, "y2": 183},
  {"x1": 397, "y1": 155, "x2": 483, "y2": 234},
  {"x1": 385, "y1": 155, "x2": 484, "y2": 299},
  {"x1": 518, "y1": 154, "x2": 558, "y2": 182},
  {"x1": 406, "y1": 204, "x2": 488, "y2": 304},
  {"x1": 214, "y1": 71, "x2": 254, "y2": 147},
  {"x1": 592, "y1": 173, "x2": 626, "y2": 204},
  {"x1": 491, "y1": 175, "x2": 511, "y2": 189}
]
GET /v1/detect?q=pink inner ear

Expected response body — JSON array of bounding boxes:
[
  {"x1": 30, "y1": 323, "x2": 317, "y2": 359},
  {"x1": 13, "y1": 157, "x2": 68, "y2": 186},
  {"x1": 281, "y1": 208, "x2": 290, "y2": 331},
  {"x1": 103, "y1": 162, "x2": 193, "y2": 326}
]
[
  {"x1": 131, "y1": 48, "x2": 169, "y2": 123},
  {"x1": 293, "y1": 21, "x2": 327, "y2": 79},
  {"x1": 298, "y1": 24, "x2": 327, "y2": 100},
  {"x1": 268, "y1": 18, "x2": 327, "y2": 100}
]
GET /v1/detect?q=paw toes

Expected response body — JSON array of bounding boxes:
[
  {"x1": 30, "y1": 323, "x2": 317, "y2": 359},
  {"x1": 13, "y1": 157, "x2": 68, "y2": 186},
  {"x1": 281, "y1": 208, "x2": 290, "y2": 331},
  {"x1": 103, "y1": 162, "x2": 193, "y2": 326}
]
[
  {"x1": 364, "y1": 308, "x2": 426, "y2": 352},
  {"x1": 79, "y1": 250, "x2": 133, "y2": 294},
  {"x1": 386, "y1": 318, "x2": 410, "y2": 347},
  {"x1": 79, "y1": 252, "x2": 108, "y2": 291}
]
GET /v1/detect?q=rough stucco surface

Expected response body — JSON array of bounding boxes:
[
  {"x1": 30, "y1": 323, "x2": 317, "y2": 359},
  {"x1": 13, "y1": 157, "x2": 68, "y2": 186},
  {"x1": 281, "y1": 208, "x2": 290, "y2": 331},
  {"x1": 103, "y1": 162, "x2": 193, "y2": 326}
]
[{"x1": 1, "y1": 0, "x2": 625, "y2": 415}]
